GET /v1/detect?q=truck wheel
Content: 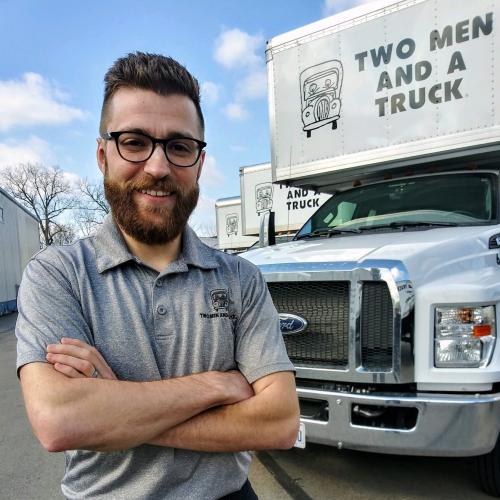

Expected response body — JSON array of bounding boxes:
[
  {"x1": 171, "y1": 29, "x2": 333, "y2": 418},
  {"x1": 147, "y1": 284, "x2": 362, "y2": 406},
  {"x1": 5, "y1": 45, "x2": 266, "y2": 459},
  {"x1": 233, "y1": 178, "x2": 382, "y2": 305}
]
[{"x1": 475, "y1": 435, "x2": 500, "y2": 496}]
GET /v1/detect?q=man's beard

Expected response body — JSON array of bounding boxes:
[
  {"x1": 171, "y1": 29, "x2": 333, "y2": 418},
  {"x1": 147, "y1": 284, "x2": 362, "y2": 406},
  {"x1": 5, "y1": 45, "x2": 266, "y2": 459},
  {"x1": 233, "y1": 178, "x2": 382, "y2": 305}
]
[{"x1": 104, "y1": 171, "x2": 199, "y2": 245}]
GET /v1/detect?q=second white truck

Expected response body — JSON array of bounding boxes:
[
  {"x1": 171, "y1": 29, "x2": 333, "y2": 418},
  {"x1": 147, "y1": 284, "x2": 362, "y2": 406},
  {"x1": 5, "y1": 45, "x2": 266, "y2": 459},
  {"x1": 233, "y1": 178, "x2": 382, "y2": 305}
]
[{"x1": 239, "y1": 162, "x2": 331, "y2": 236}]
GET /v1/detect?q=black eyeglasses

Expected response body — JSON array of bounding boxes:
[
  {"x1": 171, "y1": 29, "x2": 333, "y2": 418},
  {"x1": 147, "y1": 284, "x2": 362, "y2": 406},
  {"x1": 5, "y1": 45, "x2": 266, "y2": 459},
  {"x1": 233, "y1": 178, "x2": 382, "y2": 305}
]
[{"x1": 102, "y1": 131, "x2": 207, "y2": 167}]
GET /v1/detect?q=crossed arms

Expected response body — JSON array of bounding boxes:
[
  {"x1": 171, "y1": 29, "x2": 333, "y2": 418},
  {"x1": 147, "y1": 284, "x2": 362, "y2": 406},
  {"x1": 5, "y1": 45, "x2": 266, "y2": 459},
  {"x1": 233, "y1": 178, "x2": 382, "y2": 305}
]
[
  {"x1": 20, "y1": 341, "x2": 299, "y2": 453},
  {"x1": 18, "y1": 255, "x2": 299, "y2": 454}
]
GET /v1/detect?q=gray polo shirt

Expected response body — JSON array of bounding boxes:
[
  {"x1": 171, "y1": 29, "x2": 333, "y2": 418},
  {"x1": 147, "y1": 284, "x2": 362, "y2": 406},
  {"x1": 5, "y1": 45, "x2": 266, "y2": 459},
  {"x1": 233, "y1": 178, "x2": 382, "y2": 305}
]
[{"x1": 16, "y1": 217, "x2": 294, "y2": 499}]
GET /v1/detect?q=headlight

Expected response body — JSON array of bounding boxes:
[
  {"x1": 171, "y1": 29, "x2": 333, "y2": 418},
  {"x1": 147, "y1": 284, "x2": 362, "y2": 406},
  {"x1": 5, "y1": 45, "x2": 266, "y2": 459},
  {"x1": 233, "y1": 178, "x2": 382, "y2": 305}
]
[{"x1": 434, "y1": 306, "x2": 496, "y2": 368}]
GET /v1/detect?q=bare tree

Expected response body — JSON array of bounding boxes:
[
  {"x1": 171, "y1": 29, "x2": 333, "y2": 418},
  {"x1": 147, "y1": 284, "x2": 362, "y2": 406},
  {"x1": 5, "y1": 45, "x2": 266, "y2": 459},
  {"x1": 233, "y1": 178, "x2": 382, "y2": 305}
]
[
  {"x1": 1, "y1": 163, "x2": 77, "y2": 246},
  {"x1": 51, "y1": 223, "x2": 77, "y2": 245},
  {"x1": 74, "y1": 178, "x2": 109, "y2": 236},
  {"x1": 79, "y1": 178, "x2": 109, "y2": 216}
]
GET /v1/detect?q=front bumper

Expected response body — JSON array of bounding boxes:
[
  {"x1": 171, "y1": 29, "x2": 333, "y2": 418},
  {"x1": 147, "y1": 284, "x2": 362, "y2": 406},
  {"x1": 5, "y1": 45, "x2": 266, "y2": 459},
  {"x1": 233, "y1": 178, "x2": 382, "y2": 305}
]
[{"x1": 298, "y1": 386, "x2": 500, "y2": 457}]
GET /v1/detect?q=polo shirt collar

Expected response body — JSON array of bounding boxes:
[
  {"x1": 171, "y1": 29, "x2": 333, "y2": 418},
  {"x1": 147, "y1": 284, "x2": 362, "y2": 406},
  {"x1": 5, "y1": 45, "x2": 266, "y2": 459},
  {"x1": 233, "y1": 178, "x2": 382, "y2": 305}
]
[
  {"x1": 93, "y1": 216, "x2": 136, "y2": 273},
  {"x1": 93, "y1": 215, "x2": 218, "y2": 273},
  {"x1": 181, "y1": 224, "x2": 218, "y2": 270}
]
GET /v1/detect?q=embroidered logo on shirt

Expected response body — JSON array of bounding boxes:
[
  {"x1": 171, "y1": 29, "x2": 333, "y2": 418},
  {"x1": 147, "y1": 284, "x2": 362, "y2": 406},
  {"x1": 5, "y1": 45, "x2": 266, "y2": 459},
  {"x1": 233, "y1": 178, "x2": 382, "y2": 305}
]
[
  {"x1": 210, "y1": 289, "x2": 229, "y2": 311},
  {"x1": 199, "y1": 289, "x2": 237, "y2": 320}
]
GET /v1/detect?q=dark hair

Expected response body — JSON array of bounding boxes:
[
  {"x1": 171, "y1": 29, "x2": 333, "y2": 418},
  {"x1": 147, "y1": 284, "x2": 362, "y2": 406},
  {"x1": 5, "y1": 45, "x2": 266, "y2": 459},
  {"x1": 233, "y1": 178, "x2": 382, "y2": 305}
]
[{"x1": 99, "y1": 51, "x2": 204, "y2": 136}]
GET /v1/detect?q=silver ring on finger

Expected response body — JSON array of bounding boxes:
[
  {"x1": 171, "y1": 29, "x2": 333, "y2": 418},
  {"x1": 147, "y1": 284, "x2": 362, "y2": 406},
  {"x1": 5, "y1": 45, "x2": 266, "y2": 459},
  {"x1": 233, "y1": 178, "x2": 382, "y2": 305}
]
[{"x1": 91, "y1": 367, "x2": 100, "y2": 378}]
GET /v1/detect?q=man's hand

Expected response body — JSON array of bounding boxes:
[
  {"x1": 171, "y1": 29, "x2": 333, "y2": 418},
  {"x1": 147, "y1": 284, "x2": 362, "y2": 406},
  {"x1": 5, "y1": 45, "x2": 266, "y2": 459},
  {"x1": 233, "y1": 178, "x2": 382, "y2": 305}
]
[
  {"x1": 206, "y1": 370, "x2": 254, "y2": 405},
  {"x1": 46, "y1": 338, "x2": 117, "y2": 379},
  {"x1": 150, "y1": 371, "x2": 299, "y2": 452}
]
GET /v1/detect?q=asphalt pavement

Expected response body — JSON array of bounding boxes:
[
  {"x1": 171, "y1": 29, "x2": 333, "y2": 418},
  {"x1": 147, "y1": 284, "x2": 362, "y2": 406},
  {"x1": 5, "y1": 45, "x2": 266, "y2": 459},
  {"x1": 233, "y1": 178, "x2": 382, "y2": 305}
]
[
  {"x1": 1, "y1": 312, "x2": 492, "y2": 499},
  {"x1": 0, "y1": 313, "x2": 64, "y2": 500},
  {"x1": 0, "y1": 313, "x2": 286, "y2": 499}
]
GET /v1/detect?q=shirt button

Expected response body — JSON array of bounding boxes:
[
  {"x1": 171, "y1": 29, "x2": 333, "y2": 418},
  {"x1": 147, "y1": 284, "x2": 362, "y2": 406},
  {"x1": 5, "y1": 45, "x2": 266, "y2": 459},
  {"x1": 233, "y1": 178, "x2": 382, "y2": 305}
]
[{"x1": 157, "y1": 305, "x2": 167, "y2": 315}]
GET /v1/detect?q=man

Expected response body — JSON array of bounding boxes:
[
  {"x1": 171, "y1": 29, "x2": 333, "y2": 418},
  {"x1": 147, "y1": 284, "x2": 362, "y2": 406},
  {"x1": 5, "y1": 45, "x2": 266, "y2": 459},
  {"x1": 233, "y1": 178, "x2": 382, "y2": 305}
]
[{"x1": 16, "y1": 52, "x2": 299, "y2": 499}]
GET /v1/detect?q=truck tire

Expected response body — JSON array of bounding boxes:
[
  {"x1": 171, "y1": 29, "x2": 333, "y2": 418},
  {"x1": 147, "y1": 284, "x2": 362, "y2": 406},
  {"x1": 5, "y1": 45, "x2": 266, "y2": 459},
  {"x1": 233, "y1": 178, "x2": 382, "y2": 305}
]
[{"x1": 475, "y1": 435, "x2": 500, "y2": 496}]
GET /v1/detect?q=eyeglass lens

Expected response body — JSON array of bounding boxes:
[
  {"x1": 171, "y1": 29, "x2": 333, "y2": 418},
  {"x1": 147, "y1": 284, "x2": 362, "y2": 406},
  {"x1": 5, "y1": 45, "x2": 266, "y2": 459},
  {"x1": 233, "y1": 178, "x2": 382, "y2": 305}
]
[{"x1": 116, "y1": 132, "x2": 202, "y2": 166}]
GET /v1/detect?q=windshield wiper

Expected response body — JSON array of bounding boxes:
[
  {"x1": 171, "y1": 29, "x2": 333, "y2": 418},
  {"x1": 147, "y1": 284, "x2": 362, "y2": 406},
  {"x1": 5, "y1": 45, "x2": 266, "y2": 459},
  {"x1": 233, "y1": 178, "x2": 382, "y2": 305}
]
[
  {"x1": 357, "y1": 221, "x2": 459, "y2": 231},
  {"x1": 296, "y1": 221, "x2": 460, "y2": 239},
  {"x1": 296, "y1": 227, "x2": 361, "y2": 240}
]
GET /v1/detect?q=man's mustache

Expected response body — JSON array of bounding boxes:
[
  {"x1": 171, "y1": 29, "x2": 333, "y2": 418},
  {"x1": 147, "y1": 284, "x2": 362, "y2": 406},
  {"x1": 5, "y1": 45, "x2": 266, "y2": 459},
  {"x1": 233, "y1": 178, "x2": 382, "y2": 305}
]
[{"x1": 123, "y1": 177, "x2": 179, "y2": 194}]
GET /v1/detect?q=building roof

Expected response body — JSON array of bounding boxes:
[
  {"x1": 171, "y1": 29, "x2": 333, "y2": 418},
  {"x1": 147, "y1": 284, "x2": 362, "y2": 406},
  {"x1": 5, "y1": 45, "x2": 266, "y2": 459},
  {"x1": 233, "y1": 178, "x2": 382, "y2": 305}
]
[
  {"x1": 0, "y1": 186, "x2": 39, "y2": 222},
  {"x1": 214, "y1": 196, "x2": 241, "y2": 208}
]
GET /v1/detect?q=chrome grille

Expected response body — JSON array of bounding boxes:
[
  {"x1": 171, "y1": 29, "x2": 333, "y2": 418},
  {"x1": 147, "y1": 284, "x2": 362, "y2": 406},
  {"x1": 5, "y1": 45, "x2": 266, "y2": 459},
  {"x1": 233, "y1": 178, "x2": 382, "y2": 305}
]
[
  {"x1": 267, "y1": 281, "x2": 350, "y2": 368},
  {"x1": 267, "y1": 279, "x2": 395, "y2": 373},
  {"x1": 361, "y1": 281, "x2": 394, "y2": 371}
]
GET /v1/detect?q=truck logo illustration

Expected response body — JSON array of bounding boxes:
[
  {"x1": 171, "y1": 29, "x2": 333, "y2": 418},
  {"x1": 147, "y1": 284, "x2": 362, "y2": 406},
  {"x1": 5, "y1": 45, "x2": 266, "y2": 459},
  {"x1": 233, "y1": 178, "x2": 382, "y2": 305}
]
[
  {"x1": 255, "y1": 183, "x2": 274, "y2": 214},
  {"x1": 279, "y1": 313, "x2": 308, "y2": 336},
  {"x1": 300, "y1": 60, "x2": 343, "y2": 138},
  {"x1": 225, "y1": 214, "x2": 238, "y2": 236},
  {"x1": 210, "y1": 289, "x2": 229, "y2": 311}
]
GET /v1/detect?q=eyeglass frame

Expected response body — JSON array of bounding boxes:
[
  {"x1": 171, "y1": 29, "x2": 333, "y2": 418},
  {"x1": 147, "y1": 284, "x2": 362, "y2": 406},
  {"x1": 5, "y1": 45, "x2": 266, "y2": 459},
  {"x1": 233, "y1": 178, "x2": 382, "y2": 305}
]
[{"x1": 101, "y1": 130, "x2": 207, "y2": 167}]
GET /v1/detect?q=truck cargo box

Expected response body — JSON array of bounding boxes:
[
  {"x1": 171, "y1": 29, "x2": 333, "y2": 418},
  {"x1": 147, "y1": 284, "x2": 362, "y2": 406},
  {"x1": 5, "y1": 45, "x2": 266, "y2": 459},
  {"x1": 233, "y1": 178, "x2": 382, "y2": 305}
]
[
  {"x1": 215, "y1": 197, "x2": 258, "y2": 251},
  {"x1": 239, "y1": 163, "x2": 331, "y2": 235},
  {"x1": 267, "y1": 0, "x2": 500, "y2": 191}
]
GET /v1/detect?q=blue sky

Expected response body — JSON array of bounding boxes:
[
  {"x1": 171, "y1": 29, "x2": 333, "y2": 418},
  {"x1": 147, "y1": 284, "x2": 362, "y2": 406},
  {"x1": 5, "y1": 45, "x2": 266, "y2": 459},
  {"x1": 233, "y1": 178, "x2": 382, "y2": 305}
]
[{"x1": 0, "y1": 0, "x2": 371, "y2": 232}]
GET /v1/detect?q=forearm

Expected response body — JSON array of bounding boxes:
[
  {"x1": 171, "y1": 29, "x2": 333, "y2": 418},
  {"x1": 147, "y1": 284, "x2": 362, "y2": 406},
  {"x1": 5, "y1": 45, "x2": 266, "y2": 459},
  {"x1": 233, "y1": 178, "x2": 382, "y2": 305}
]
[
  {"x1": 21, "y1": 363, "x2": 238, "y2": 452},
  {"x1": 150, "y1": 372, "x2": 300, "y2": 452}
]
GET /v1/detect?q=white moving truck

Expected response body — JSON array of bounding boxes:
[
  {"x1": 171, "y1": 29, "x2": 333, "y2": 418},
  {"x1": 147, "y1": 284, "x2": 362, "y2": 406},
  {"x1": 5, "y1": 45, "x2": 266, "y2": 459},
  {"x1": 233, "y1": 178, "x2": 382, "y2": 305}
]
[
  {"x1": 242, "y1": 0, "x2": 500, "y2": 495},
  {"x1": 215, "y1": 197, "x2": 258, "y2": 252},
  {"x1": 240, "y1": 162, "x2": 331, "y2": 236}
]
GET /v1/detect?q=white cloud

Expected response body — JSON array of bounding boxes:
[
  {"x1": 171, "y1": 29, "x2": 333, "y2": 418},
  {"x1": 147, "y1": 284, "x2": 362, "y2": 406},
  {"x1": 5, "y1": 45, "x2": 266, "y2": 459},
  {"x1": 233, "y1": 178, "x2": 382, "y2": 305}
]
[
  {"x1": 62, "y1": 171, "x2": 83, "y2": 189},
  {"x1": 0, "y1": 136, "x2": 52, "y2": 169},
  {"x1": 201, "y1": 81, "x2": 221, "y2": 105},
  {"x1": 323, "y1": 0, "x2": 376, "y2": 16},
  {"x1": 212, "y1": 28, "x2": 268, "y2": 120},
  {"x1": 224, "y1": 102, "x2": 249, "y2": 121},
  {"x1": 0, "y1": 73, "x2": 86, "y2": 131},
  {"x1": 195, "y1": 194, "x2": 216, "y2": 212},
  {"x1": 0, "y1": 138, "x2": 84, "y2": 192},
  {"x1": 229, "y1": 145, "x2": 247, "y2": 152},
  {"x1": 236, "y1": 68, "x2": 267, "y2": 101},
  {"x1": 214, "y1": 28, "x2": 264, "y2": 69},
  {"x1": 199, "y1": 154, "x2": 225, "y2": 187},
  {"x1": 190, "y1": 194, "x2": 216, "y2": 235}
]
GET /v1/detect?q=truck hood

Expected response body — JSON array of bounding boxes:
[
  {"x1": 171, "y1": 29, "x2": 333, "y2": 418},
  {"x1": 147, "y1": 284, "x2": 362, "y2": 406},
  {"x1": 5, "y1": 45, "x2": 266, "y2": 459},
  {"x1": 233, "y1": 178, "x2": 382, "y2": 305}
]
[{"x1": 242, "y1": 226, "x2": 499, "y2": 286}]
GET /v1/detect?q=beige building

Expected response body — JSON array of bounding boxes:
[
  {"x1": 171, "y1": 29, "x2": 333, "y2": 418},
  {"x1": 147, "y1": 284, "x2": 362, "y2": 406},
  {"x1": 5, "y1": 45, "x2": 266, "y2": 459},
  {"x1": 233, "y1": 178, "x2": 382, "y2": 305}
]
[{"x1": 0, "y1": 187, "x2": 40, "y2": 316}]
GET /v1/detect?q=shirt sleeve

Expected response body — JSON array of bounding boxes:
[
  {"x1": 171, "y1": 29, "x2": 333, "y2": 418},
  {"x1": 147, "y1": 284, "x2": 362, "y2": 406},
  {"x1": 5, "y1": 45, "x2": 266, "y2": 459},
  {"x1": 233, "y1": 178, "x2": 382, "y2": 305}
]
[
  {"x1": 16, "y1": 249, "x2": 94, "y2": 375},
  {"x1": 234, "y1": 259, "x2": 294, "y2": 384}
]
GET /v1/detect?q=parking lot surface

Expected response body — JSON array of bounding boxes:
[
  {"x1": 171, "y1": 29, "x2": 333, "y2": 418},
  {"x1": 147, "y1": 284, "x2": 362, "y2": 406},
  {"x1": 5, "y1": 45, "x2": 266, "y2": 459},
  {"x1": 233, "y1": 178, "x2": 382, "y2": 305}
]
[{"x1": 0, "y1": 313, "x2": 491, "y2": 499}]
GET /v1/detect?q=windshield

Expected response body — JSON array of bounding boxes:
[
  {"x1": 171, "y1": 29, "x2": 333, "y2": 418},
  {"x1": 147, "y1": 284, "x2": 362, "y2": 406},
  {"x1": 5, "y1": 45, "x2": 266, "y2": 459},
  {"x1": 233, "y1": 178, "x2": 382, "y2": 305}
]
[{"x1": 296, "y1": 173, "x2": 496, "y2": 238}]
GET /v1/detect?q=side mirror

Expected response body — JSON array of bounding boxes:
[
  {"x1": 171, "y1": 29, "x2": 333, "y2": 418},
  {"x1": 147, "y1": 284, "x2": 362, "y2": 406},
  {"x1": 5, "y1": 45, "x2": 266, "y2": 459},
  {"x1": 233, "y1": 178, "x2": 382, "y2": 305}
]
[{"x1": 259, "y1": 210, "x2": 276, "y2": 247}]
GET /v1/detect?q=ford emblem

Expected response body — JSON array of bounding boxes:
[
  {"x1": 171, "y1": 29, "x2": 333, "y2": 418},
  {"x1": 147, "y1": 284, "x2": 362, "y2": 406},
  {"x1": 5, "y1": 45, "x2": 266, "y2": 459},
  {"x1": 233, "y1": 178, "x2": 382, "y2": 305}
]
[{"x1": 279, "y1": 313, "x2": 308, "y2": 336}]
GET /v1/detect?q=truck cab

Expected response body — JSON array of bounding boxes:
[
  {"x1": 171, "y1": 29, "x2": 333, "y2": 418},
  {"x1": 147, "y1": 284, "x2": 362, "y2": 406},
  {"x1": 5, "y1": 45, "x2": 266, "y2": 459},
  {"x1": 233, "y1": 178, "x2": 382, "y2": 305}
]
[{"x1": 244, "y1": 161, "x2": 500, "y2": 493}]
